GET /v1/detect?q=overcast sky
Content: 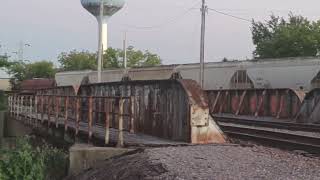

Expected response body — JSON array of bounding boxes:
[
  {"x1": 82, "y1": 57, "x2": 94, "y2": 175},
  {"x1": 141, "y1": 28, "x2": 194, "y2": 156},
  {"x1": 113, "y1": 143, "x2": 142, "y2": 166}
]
[{"x1": 1, "y1": 0, "x2": 320, "y2": 68}]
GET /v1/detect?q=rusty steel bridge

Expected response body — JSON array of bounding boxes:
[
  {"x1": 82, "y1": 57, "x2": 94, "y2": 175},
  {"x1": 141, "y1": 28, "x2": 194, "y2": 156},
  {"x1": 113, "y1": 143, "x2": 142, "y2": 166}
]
[{"x1": 7, "y1": 79, "x2": 320, "y2": 150}]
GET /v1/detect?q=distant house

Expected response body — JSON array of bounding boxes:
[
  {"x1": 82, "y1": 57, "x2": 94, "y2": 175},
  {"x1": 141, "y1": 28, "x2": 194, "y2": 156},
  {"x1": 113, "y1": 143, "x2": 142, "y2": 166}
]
[{"x1": 0, "y1": 78, "x2": 11, "y2": 91}]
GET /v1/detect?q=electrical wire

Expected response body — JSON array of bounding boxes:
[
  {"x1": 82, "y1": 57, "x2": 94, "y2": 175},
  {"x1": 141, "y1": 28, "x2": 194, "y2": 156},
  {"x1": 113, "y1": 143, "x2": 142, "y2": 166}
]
[
  {"x1": 119, "y1": 1, "x2": 256, "y2": 31},
  {"x1": 208, "y1": 8, "x2": 252, "y2": 23},
  {"x1": 121, "y1": 0, "x2": 201, "y2": 30}
]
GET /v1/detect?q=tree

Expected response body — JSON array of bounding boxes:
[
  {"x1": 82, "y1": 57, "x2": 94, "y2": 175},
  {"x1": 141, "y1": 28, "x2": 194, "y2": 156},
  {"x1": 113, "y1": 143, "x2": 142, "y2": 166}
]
[
  {"x1": 58, "y1": 47, "x2": 162, "y2": 71},
  {"x1": 251, "y1": 13, "x2": 320, "y2": 59},
  {"x1": 58, "y1": 50, "x2": 96, "y2": 71},
  {"x1": 6, "y1": 61, "x2": 56, "y2": 90},
  {"x1": 222, "y1": 57, "x2": 229, "y2": 62},
  {"x1": 0, "y1": 55, "x2": 10, "y2": 68},
  {"x1": 142, "y1": 50, "x2": 162, "y2": 66},
  {"x1": 105, "y1": 46, "x2": 162, "y2": 68},
  {"x1": 6, "y1": 62, "x2": 26, "y2": 89},
  {"x1": 25, "y1": 61, "x2": 56, "y2": 79},
  {"x1": 103, "y1": 48, "x2": 121, "y2": 68}
]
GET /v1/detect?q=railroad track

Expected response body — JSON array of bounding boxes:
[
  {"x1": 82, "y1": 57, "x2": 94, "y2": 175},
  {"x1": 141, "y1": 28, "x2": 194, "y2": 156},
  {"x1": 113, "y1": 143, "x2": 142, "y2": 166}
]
[
  {"x1": 215, "y1": 115, "x2": 320, "y2": 132},
  {"x1": 214, "y1": 115, "x2": 320, "y2": 154}
]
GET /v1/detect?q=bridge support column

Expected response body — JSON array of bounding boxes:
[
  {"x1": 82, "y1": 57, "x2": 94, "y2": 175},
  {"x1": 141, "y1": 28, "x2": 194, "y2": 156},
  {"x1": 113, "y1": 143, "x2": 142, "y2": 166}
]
[
  {"x1": 69, "y1": 144, "x2": 134, "y2": 175},
  {"x1": 63, "y1": 130, "x2": 75, "y2": 144},
  {"x1": 179, "y1": 80, "x2": 227, "y2": 144}
]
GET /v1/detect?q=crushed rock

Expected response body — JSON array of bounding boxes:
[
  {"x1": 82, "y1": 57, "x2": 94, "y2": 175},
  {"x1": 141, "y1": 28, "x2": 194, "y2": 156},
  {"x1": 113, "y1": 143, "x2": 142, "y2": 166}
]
[{"x1": 65, "y1": 145, "x2": 320, "y2": 180}]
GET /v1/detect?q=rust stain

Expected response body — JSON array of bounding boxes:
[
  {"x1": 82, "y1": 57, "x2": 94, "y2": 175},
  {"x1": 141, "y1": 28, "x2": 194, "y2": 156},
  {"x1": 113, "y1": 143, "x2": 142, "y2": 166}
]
[
  {"x1": 11, "y1": 79, "x2": 227, "y2": 144},
  {"x1": 207, "y1": 88, "x2": 304, "y2": 120},
  {"x1": 178, "y1": 79, "x2": 208, "y2": 108}
]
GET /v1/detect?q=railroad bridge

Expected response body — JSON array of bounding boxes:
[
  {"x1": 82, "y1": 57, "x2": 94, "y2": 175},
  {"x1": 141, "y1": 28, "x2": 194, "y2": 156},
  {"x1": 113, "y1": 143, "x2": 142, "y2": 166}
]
[
  {"x1": 7, "y1": 79, "x2": 226, "y2": 146},
  {"x1": 5, "y1": 79, "x2": 320, "y2": 150}
]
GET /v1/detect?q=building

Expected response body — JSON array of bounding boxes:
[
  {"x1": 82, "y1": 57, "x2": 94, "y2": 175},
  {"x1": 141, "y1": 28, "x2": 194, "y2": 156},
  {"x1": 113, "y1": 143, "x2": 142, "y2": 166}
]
[{"x1": 0, "y1": 78, "x2": 11, "y2": 91}]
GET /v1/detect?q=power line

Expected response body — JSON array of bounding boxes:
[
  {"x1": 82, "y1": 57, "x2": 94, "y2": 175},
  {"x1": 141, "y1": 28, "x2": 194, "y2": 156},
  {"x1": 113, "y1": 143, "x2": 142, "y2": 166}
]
[
  {"x1": 119, "y1": 2, "x2": 255, "y2": 31},
  {"x1": 207, "y1": 8, "x2": 320, "y2": 14},
  {"x1": 121, "y1": 0, "x2": 201, "y2": 30},
  {"x1": 208, "y1": 8, "x2": 252, "y2": 23}
]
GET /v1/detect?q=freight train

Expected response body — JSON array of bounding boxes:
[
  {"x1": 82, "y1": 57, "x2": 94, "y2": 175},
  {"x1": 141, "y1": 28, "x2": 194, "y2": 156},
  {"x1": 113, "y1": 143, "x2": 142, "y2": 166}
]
[{"x1": 55, "y1": 57, "x2": 320, "y2": 92}]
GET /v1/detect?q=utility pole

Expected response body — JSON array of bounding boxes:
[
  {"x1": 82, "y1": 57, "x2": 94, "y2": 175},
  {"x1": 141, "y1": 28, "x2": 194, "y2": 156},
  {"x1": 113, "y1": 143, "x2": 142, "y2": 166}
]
[
  {"x1": 97, "y1": 0, "x2": 104, "y2": 83},
  {"x1": 18, "y1": 41, "x2": 24, "y2": 61},
  {"x1": 123, "y1": 31, "x2": 127, "y2": 69},
  {"x1": 16, "y1": 41, "x2": 31, "y2": 62},
  {"x1": 199, "y1": 0, "x2": 207, "y2": 88}
]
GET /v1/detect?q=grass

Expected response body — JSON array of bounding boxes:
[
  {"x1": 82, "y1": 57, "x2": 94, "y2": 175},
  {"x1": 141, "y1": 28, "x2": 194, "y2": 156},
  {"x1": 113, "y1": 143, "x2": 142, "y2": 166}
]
[{"x1": 0, "y1": 136, "x2": 68, "y2": 180}]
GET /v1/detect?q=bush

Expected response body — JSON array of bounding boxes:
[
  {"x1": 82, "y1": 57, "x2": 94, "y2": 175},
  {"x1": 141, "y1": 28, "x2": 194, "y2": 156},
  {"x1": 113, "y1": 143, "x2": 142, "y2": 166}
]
[{"x1": 0, "y1": 137, "x2": 68, "y2": 180}]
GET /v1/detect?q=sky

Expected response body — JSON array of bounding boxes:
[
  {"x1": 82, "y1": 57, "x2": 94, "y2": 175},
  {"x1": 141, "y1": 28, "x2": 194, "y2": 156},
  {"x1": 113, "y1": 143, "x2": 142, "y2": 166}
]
[{"x1": 1, "y1": 0, "x2": 320, "y2": 70}]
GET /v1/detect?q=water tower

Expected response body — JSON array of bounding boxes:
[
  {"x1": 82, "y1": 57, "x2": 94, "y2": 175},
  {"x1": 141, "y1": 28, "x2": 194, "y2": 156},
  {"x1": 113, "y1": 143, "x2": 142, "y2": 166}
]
[{"x1": 80, "y1": 0, "x2": 125, "y2": 82}]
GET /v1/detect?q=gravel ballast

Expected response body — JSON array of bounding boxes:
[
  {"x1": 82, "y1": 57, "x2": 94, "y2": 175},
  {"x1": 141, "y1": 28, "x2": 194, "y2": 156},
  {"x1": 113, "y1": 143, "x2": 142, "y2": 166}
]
[{"x1": 66, "y1": 145, "x2": 320, "y2": 180}]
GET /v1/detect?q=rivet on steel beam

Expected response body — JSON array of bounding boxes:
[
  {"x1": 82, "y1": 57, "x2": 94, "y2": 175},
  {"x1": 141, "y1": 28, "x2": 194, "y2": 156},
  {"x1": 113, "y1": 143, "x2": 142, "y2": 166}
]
[
  {"x1": 29, "y1": 96, "x2": 33, "y2": 125},
  {"x1": 105, "y1": 98, "x2": 110, "y2": 145},
  {"x1": 48, "y1": 96, "x2": 51, "y2": 128},
  {"x1": 64, "y1": 96, "x2": 69, "y2": 132},
  {"x1": 55, "y1": 96, "x2": 60, "y2": 128},
  {"x1": 117, "y1": 98, "x2": 124, "y2": 147},
  {"x1": 130, "y1": 96, "x2": 135, "y2": 133},
  {"x1": 41, "y1": 96, "x2": 44, "y2": 123},
  {"x1": 35, "y1": 95, "x2": 38, "y2": 127},
  {"x1": 88, "y1": 96, "x2": 93, "y2": 142},
  {"x1": 75, "y1": 97, "x2": 80, "y2": 136}
]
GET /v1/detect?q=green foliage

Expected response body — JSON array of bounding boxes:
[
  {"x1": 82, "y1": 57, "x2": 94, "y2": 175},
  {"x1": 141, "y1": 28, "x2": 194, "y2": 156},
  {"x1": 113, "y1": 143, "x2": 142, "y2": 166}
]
[
  {"x1": 103, "y1": 48, "x2": 120, "y2": 68},
  {"x1": 0, "y1": 137, "x2": 67, "y2": 180},
  {"x1": 0, "y1": 55, "x2": 10, "y2": 68},
  {"x1": 58, "y1": 50, "x2": 97, "y2": 71},
  {"x1": 41, "y1": 145, "x2": 68, "y2": 180},
  {"x1": 6, "y1": 61, "x2": 56, "y2": 90},
  {"x1": 6, "y1": 62, "x2": 26, "y2": 90},
  {"x1": 143, "y1": 50, "x2": 162, "y2": 66},
  {"x1": 59, "y1": 46, "x2": 162, "y2": 71},
  {"x1": 251, "y1": 13, "x2": 320, "y2": 59},
  {"x1": 0, "y1": 138, "x2": 45, "y2": 180},
  {"x1": 106, "y1": 46, "x2": 162, "y2": 68},
  {"x1": 25, "y1": 61, "x2": 56, "y2": 79}
]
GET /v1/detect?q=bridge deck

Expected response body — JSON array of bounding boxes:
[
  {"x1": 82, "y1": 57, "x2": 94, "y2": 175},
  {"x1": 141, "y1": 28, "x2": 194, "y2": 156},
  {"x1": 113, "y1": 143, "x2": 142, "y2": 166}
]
[{"x1": 17, "y1": 113, "x2": 187, "y2": 147}]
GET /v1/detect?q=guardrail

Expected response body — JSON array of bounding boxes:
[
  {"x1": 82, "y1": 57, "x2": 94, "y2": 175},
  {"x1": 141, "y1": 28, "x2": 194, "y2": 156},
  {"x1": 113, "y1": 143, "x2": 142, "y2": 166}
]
[{"x1": 8, "y1": 94, "x2": 132, "y2": 147}]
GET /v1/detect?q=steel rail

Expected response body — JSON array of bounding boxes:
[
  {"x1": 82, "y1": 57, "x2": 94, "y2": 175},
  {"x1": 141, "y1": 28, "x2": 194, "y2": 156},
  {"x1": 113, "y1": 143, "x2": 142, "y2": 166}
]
[
  {"x1": 215, "y1": 116, "x2": 320, "y2": 153},
  {"x1": 214, "y1": 115, "x2": 320, "y2": 132},
  {"x1": 223, "y1": 130, "x2": 320, "y2": 154}
]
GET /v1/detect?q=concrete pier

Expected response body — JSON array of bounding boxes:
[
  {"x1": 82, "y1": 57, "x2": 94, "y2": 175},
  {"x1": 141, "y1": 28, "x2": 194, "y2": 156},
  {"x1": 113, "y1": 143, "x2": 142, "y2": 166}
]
[{"x1": 69, "y1": 144, "x2": 134, "y2": 175}]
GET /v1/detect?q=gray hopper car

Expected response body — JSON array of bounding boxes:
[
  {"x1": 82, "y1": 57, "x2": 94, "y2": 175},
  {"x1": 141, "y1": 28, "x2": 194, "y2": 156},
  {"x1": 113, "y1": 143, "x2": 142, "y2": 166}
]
[{"x1": 55, "y1": 57, "x2": 320, "y2": 92}]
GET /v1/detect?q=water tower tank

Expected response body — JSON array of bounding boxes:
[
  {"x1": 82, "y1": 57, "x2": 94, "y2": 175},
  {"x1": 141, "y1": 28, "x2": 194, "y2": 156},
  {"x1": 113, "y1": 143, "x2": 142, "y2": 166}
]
[{"x1": 80, "y1": 0, "x2": 125, "y2": 52}]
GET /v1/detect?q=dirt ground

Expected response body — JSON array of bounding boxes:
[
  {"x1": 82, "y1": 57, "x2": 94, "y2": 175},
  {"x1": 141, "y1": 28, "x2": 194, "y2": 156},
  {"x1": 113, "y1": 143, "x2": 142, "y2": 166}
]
[{"x1": 65, "y1": 144, "x2": 320, "y2": 180}]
